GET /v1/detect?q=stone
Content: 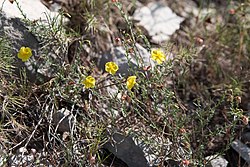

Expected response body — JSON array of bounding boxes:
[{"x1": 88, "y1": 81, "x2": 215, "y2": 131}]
[
  {"x1": 98, "y1": 43, "x2": 153, "y2": 76},
  {"x1": 205, "y1": 155, "x2": 228, "y2": 167},
  {"x1": 101, "y1": 132, "x2": 149, "y2": 167},
  {"x1": 241, "y1": 131, "x2": 250, "y2": 146},
  {"x1": 0, "y1": 0, "x2": 58, "y2": 21},
  {"x1": 0, "y1": 11, "x2": 50, "y2": 84},
  {"x1": 231, "y1": 139, "x2": 250, "y2": 164},
  {"x1": 133, "y1": 2, "x2": 184, "y2": 43},
  {"x1": 17, "y1": 147, "x2": 28, "y2": 154},
  {"x1": 0, "y1": 0, "x2": 66, "y2": 84},
  {"x1": 52, "y1": 108, "x2": 75, "y2": 133}
]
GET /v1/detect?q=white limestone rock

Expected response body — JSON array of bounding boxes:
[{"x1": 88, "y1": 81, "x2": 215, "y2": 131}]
[
  {"x1": 133, "y1": 2, "x2": 184, "y2": 43},
  {"x1": 206, "y1": 155, "x2": 228, "y2": 167},
  {"x1": 0, "y1": 0, "x2": 58, "y2": 21}
]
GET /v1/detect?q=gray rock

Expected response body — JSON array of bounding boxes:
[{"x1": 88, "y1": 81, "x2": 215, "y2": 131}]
[
  {"x1": 231, "y1": 139, "x2": 250, "y2": 164},
  {"x1": 205, "y1": 155, "x2": 228, "y2": 167},
  {"x1": 102, "y1": 132, "x2": 149, "y2": 167},
  {"x1": 0, "y1": 11, "x2": 50, "y2": 83},
  {"x1": 52, "y1": 108, "x2": 75, "y2": 133},
  {"x1": 98, "y1": 43, "x2": 153, "y2": 76},
  {"x1": 0, "y1": 0, "x2": 66, "y2": 84},
  {"x1": 241, "y1": 131, "x2": 250, "y2": 145},
  {"x1": 133, "y1": 2, "x2": 184, "y2": 43}
]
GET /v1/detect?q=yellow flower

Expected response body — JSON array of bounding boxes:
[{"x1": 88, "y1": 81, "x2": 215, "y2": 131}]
[
  {"x1": 151, "y1": 49, "x2": 166, "y2": 64},
  {"x1": 17, "y1": 47, "x2": 32, "y2": 62},
  {"x1": 105, "y1": 62, "x2": 119, "y2": 75},
  {"x1": 82, "y1": 76, "x2": 95, "y2": 89},
  {"x1": 126, "y1": 76, "x2": 136, "y2": 90}
]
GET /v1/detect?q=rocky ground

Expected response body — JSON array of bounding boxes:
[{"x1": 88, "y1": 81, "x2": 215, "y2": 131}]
[{"x1": 0, "y1": 0, "x2": 250, "y2": 166}]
